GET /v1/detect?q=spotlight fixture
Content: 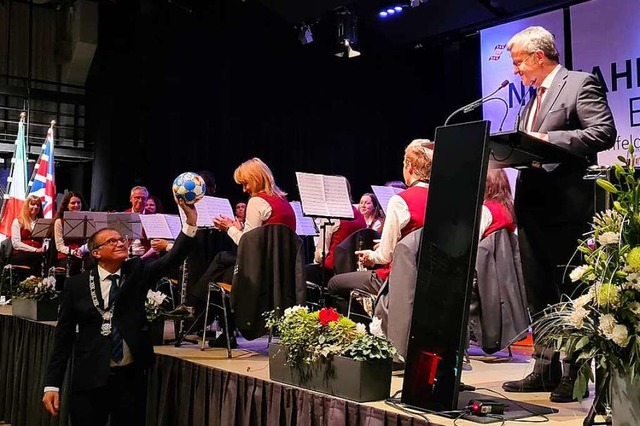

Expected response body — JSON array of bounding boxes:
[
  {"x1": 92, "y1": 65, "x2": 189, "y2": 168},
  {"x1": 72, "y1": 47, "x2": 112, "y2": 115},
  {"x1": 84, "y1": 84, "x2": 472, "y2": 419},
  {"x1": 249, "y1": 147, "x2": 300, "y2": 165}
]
[
  {"x1": 335, "y1": 39, "x2": 361, "y2": 58},
  {"x1": 333, "y1": 7, "x2": 360, "y2": 58},
  {"x1": 378, "y1": 3, "x2": 406, "y2": 19},
  {"x1": 297, "y1": 24, "x2": 314, "y2": 45}
]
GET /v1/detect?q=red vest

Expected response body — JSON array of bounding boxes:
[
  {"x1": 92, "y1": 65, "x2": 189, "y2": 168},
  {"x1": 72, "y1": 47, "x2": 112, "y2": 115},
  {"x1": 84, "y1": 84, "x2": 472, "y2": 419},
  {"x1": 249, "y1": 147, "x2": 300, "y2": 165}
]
[
  {"x1": 482, "y1": 200, "x2": 516, "y2": 239},
  {"x1": 19, "y1": 226, "x2": 42, "y2": 251},
  {"x1": 325, "y1": 206, "x2": 367, "y2": 271},
  {"x1": 375, "y1": 185, "x2": 429, "y2": 281},
  {"x1": 254, "y1": 193, "x2": 296, "y2": 230}
]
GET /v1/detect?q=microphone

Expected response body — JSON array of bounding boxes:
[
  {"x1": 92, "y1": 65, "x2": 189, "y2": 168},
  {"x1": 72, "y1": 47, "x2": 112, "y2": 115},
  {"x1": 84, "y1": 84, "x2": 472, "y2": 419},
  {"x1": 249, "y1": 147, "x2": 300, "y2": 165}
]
[
  {"x1": 514, "y1": 77, "x2": 537, "y2": 131},
  {"x1": 444, "y1": 79, "x2": 509, "y2": 126}
]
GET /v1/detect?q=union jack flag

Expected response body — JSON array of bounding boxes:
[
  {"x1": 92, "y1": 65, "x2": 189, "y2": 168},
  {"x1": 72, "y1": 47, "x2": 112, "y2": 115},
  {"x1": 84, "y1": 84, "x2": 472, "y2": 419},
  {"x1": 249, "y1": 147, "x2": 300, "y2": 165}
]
[{"x1": 27, "y1": 124, "x2": 56, "y2": 218}]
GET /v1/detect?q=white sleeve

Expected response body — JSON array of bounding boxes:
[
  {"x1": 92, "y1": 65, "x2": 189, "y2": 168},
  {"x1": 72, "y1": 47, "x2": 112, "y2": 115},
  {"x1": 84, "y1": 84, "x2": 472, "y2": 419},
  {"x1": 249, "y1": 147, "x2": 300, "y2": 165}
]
[
  {"x1": 54, "y1": 219, "x2": 70, "y2": 255},
  {"x1": 369, "y1": 195, "x2": 410, "y2": 265},
  {"x1": 12, "y1": 219, "x2": 37, "y2": 252},
  {"x1": 227, "y1": 196, "x2": 271, "y2": 245},
  {"x1": 479, "y1": 205, "x2": 493, "y2": 241}
]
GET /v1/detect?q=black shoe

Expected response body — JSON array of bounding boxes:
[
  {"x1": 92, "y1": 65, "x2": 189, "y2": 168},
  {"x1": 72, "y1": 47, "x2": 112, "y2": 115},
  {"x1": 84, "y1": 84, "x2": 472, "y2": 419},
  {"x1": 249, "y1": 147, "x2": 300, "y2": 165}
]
[
  {"x1": 208, "y1": 333, "x2": 238, "y2": 349},
  {"x1": 165, "y1": 304, "x2": 195, "y2": 319},
  {"x1": 502, "y1": 372, "x2": 560, "y2": 392},
  {"x1": 550, "y1": 377, "x2": 589, "y2": 403}
]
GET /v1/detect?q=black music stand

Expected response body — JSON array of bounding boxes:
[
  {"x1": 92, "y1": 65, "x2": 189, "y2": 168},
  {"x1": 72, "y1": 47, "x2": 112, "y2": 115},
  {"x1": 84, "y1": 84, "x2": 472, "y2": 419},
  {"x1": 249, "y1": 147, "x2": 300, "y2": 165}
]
[
  {"x1": 401, "y1": 121, "x2": 586, "y2": 413},
  {"x1": 32, "y1": 219, "x2": 54, "y2": 277}
]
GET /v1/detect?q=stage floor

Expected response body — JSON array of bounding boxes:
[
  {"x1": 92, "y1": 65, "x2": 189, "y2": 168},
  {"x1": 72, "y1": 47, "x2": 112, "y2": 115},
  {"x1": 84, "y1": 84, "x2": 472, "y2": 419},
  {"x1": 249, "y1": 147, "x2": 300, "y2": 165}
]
[{"x1": 161, "y1": 322, "x2": 600, "y2": 426}]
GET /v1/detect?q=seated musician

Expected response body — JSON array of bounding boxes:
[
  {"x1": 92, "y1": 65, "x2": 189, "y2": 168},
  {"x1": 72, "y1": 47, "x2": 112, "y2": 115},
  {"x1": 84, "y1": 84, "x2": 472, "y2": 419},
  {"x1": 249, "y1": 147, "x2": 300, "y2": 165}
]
[
  {"x1": 51, "y1": 192, "x2": 90, "y2": 277},
  {"x1": 10, "y1": 195, "x2": 46, "y2": 276},
  {"x1": 170, "y1": 157, "x2": 296, "y2": 348},
  {"x1": 327, "y1": 140, "x2": 433, "y2": 318}
]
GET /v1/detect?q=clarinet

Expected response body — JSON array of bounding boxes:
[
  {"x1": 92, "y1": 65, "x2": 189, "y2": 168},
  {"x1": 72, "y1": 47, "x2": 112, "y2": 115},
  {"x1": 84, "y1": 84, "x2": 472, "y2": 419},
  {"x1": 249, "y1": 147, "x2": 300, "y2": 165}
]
[
  {"x1": 175, "y1": 259, "x2": 189, "y2": 340},
  {"x1": 356, "y1": 236, "x2": 366, "y2": 272}
]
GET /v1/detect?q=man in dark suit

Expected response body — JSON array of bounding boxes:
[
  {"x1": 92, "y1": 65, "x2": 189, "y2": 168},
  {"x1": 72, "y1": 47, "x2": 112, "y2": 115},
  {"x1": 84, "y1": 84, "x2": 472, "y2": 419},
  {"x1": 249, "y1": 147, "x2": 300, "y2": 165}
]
[
  {"x1": 42, "y1": 198, "x2": 197, "y2": 425},
  {"x1": 501, "y1": 26, "x2": 616, "y2": 402}
]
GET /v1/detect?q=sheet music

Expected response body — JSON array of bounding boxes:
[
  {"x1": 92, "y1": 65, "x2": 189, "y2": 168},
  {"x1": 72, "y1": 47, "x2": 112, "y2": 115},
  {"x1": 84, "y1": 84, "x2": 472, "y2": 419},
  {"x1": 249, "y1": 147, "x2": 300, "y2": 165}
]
[
  {"x1": 371, "y1": 185, "x2": 404, "y2": 215},
  {"x1": 295, "y1": 172, "x2": 354, "y2": 219},
  {"x1": 140, "y1": 214, "x2": 182, "y2": 239},
  {"x1": 290, "y1": 201, "x2": 318, "y2": 236},
  {"x1": 178, "y1": 196, "x2": 234, "y2": 228}
]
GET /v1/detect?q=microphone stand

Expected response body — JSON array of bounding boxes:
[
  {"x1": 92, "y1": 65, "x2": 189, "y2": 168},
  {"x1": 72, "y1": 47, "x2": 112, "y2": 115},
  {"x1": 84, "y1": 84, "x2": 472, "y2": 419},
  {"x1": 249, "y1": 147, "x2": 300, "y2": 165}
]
[{"x1": 444, "y1": 80, "x2": 509, "y2": 126}]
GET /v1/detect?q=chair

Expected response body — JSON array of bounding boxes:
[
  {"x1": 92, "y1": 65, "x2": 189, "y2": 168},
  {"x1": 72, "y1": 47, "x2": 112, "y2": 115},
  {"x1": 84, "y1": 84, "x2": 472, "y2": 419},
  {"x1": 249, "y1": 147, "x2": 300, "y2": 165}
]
[
  {"x1": 201, "y1": 282, "x2": 233, "y2": 356},
  {"x1": 200, "y1": 224, "x2": 307, "y2": 355},
  {"x1": 470, "y1": 228, "x2": 530, "y2": 354},
  {"x1": 0, "y1": 239, "x2": 32, "y2": 297},
  {"x1": 347, "y1": 288, "x2": 377, "y2": 322}
]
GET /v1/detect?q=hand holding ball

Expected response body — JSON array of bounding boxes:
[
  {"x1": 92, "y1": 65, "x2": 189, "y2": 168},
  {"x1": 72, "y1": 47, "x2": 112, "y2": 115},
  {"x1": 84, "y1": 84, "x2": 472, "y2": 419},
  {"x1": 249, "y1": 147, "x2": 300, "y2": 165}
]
[{"x1": 172, "y1": 172, "x2": 206, "y2": 205}]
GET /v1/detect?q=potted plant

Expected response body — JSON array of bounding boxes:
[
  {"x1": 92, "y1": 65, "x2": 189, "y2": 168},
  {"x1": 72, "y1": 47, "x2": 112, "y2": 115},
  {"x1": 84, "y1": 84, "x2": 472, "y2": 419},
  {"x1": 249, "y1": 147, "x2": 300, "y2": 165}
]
[
  {"x1": 266, "y1": 306, "x2": 397, "y2": 402},
  {"x1": 536, "y1": 146, "x2": 640, "y2": 424},
  {"x1": 12, "y1": 275, "x2": 59, "y2": 321},
  {"x1": 146, "y1": 289, "x2": 169, "y2": 345}
]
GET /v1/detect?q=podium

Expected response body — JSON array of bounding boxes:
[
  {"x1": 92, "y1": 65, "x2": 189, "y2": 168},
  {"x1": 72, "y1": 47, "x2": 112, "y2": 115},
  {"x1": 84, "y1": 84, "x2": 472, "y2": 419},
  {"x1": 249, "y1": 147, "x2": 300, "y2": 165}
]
[{"x1": 401, "y1": 121, "x2": 586, "y2": 412}]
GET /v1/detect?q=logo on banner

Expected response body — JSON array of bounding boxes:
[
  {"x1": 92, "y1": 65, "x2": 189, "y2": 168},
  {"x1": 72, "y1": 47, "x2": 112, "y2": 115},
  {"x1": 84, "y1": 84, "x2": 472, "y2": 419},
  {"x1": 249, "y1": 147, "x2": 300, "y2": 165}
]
[{"x1": 488, "y1": 44, "x2": 507, "y2": 61}]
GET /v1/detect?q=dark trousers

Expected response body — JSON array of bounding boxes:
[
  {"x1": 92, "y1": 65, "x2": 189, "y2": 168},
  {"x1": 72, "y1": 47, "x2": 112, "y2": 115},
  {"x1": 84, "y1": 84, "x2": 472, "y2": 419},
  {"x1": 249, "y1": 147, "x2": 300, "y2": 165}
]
[
  {"x1": 516, "y1": 165, "x2": 593, "y2": 379},
  {"x1": 70, "y1": 363, "x2": 147, "y2": 426},
  {"x1": 187, "y1": 251, "x2": 236, "y2": 307},
  {"x1": 9, "y1": 251, "x2": 43, "y2": 277},
  {"x1": 327, "y1": 270, "x2": 384, "y2": 319},
  {"x1": 304, "y1": 263, "x2": 334, "y2": 287}
]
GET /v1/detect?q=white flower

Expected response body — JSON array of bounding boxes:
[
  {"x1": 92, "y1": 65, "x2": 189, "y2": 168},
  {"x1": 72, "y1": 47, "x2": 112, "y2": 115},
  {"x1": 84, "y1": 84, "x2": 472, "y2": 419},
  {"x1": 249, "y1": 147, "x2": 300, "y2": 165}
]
[
  {"x1": 598, "y1": 313, "x2": 617, "y2": 335},
  {"x1": 573, "y1": 293, "x2": 593, "y2": 308},
  {"x1": 625, "y1": 273, "x2": 640, "y2": 290},
  {"x1": 570, "y1": 265, "x2": 590, "y2": 282},
  {"x1": 629, "y1": 302, "x2": 640, "y2": 316},
  {"x1": 598, "y1": 232, "x2": 619, "y2": 246},
  {"x1": 569, "y1": 307, "x2": 588, "y2": 329},
  {"x1": 146, "y1": 290, "x2": 167, "y2": 307},
  {"x1": 284, "y1": 305, "x2": 307, "y2": 316},
  {"x1": 610, "y1": 324, "x2": 630, "y2": 347},
  {"x1": 355, "y1": 323, "x2": 367, "y2": 335},
  {"x1": 369, "y1": 316, "x2": 384, "y2": 338},
  {"x1": 45, "y1": 276, "x2": 57, "y2": 287}
]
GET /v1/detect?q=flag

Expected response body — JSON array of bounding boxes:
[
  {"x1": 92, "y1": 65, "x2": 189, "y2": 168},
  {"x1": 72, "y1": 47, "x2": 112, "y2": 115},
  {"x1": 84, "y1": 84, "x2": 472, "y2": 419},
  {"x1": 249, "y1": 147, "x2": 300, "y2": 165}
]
[
  {"x1": 0, "y1": 114, "x2": 28, "y2": 237},
  {"x1": 28, "y1": 123, "x2": 56, "y2": 218}
]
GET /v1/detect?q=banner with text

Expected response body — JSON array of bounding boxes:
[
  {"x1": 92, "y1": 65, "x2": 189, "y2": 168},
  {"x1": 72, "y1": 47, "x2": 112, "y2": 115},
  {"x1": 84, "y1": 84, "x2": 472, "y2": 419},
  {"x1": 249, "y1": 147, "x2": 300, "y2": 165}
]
[{"x1": 571, "y1": 0, "x2": 640, "y2": 165}]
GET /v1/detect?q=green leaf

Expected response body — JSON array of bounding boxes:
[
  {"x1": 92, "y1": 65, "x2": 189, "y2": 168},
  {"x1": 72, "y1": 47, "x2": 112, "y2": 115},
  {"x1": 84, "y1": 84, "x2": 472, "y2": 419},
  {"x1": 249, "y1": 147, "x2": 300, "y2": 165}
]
[{"x1": 575, "y1": 336, "x2": 590, "y2": 350}]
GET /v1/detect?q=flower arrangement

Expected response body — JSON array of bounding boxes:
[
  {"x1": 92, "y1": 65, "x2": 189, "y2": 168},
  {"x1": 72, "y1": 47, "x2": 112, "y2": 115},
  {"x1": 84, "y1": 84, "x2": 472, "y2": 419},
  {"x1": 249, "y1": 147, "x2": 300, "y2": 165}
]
[
  {"x1": 145, "y1": 289, "x2": 168, "y2": 323},
  {"x1": 266, "y1": 306, "x2": 398, "y2": 371},
  {"x1": 536, "y1": 146, "x2": 640, "y2": 400},
  {"x1": 14, "y1": 275, "x2": 57, "y2": 301}
]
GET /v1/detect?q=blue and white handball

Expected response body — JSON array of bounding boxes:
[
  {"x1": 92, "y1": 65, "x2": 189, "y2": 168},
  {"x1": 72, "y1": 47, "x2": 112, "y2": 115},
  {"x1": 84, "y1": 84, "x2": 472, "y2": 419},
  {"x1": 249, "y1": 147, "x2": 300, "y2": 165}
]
[{"x1": 172, "y1": 172, "x2": 206, "y2": 205}]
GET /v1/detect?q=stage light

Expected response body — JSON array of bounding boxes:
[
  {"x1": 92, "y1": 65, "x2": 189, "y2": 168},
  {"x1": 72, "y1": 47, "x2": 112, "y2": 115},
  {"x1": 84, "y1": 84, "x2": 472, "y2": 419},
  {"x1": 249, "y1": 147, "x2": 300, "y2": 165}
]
[
  {"x1": 379, "y1": 11, "x2": 388, "y2": 18},
  {"x1": 297, "y1": 24, "x2": 314, "y2": 45},
  {"x1": 386, "y1": 8, "x2": 395, "y2": 14},
  {"x1": 377, "y1": 3, "x2": 407, "y2": 20},
  {"x1": 335, "y1": 39, "x2": 361, "y2": 58}
]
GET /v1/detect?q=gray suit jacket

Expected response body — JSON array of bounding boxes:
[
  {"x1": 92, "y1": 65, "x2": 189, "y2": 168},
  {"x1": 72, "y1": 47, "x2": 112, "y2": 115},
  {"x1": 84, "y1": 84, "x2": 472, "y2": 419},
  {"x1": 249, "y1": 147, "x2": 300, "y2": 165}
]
[{"x1": 520, "y1": 66, "x2": 616, "y2": 159}]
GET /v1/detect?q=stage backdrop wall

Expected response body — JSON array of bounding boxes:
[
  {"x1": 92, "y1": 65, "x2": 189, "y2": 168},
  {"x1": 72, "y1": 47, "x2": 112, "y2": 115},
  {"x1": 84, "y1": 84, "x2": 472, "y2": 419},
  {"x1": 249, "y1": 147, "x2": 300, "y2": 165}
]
[
  {"x1": 571, "y1": 0, "x2": 640, "y2": 166},
  {"x1": 479, "y1": 10, "x2": 564, "y2": 193}
]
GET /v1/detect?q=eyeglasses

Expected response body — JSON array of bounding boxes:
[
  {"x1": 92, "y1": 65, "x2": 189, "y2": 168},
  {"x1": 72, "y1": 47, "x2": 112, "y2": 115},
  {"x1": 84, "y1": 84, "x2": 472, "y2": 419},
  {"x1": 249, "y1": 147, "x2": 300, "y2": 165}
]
[
  {"x1": 94, "y1": 236, "x2": 129, "y2": 250},
  {"x1": 512, "y1": 53, "x2": 534, "y2": 68}
]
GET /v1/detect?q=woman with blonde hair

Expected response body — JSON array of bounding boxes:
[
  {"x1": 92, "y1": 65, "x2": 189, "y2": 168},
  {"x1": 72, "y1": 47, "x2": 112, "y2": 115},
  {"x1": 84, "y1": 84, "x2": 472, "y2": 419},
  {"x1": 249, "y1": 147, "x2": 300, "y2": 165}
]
[
  {"x1": 10, "y1": 194, "x2": 45, "y2": 274},
  {"x1": 172, "y1": 158, "x2": 295, "y2": 348},
  {"x1": 214, "y1": 157, "x2": 295, "y2": 243}
]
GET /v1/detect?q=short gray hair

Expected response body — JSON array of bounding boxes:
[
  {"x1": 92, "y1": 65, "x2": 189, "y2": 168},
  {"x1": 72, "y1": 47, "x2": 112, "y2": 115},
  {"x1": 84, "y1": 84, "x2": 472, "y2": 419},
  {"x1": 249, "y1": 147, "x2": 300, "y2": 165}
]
[
  {"x1": 507, "y1": 26, "x2": 559, "y2": 63},
  {"x1": 130, "y1": 186, "x2": 149, "y2": 198}
]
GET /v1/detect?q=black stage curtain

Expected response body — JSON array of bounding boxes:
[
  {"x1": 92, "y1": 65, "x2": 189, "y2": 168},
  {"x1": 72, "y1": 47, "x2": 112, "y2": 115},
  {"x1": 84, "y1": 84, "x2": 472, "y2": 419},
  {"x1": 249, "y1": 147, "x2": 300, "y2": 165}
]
[
  {"x1": 0, "y1": 314, "x2": 69, "y2": 426},
  {"x1": 147, "y1": 354, "x2": 428, "y2": 426}
]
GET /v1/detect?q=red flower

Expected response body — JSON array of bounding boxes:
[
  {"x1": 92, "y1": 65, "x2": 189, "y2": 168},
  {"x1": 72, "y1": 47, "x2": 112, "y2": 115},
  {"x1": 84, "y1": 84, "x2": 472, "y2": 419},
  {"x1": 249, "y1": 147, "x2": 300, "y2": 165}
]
[{"x1": 318, "y1": 307, "x2": 340, "y2": 326}]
